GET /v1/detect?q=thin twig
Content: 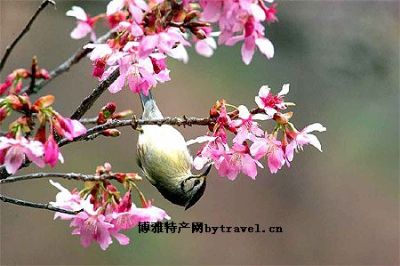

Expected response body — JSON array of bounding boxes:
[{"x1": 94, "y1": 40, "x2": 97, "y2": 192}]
[
  {"x1": 0, "y1": 0, "x2": 55, "y2": 72},
  {"x1": 58, "y1": 116, "x2": 213, "y2": 147},
  {"x1": 79, "y1": 117, "x2": 98, "y2": 125},
  {"x1": 0, "y1": 193, "x2": 81, "y2": 215},
  {"x1": 0, "y1": 172, "x2": 118, "y2": 184},
  {"x1": 19, "y1": 31, "x2": 114, "y2": 95},
  {"x1": 28, "y1": 56, "x2": 37, "y2": 93},
  {"x1": 70, "y1": 69, "x2": 120, "y2": 120}
]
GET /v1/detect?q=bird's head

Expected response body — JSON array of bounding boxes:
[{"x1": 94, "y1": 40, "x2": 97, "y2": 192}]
[{"x1": 153, "y1": 164, "x2": 212, "y2": 210}]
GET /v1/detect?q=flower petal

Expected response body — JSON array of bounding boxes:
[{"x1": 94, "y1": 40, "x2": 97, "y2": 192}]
[{"x1": 255, "y1": 38, "x2": 274, "y2": 59}]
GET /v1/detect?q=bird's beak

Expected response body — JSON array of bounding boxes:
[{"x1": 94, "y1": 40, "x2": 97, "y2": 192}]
[{"x1": 184, "y1": 164, "x2": 212, "y2": 210}]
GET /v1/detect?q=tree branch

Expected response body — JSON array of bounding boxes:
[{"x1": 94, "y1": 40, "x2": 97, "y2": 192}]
[
  {"x1": 79, "y1": 117, "x2": 98, "y2": 125},
  {"x1": 0, "y1": 193, "x2": 81, "y2": 215},
  {"x1": 0, "y1": 172, "x2": 118, "y2": 184},
  {"x1": 58, "y1": 116, "x2": 213, "y2": 147},
  {"x1": 20, "y1": 30, "x2": 114, "y2": 95},
  {"x1": 70, "y1": 69, "x2": 120, "y2": 120},
  {"x1": 0, "y1": 0, "x2": 55, "y2": 72}
]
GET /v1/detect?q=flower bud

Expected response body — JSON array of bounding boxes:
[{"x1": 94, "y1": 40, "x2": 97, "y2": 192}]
[
  {"x1": 273, "y1": 111, "x2": 293, "y2": 125},
  {"x1": 35, "y1": 69, "x2": 50, "y2": 80},
  {"x1": 102, "y1": 129, "x2": 121, "y2": 137},
  {"x1": 96, "y1": 112, "x2": 107, "y2": 124},
  {"x1": 33, "y1": 95, "x2": 54, "y2": 110},
  {"x1": 0, "y1": 106, "x2": 9, "y2": 123},
  {"x1": 112, "y1": 109, "x2": 133, "y2": 119},
  {"x1": 101, "y1": 102, "x2": 116, "y2": 119},
  {"x1": 104, "y1": 162, "x2": 112, "y2": 172}
]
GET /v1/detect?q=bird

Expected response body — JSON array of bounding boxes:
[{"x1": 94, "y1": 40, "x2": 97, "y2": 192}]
[{"x1": 136, "y1": 91, "x2": 211, "y2": 210}]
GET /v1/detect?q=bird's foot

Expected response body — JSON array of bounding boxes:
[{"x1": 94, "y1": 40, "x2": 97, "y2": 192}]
[{"x1": 131, "y1": 115, "x2": 143, "y2": 133}]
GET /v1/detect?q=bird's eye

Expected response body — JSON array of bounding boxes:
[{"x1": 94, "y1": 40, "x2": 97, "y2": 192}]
[{"x1": 194, "y1": 179, "x2": 200, "y2": 186}]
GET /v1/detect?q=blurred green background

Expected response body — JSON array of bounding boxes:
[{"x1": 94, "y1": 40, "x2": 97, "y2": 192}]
[{"x1": 0, "y1": 0, "x2": 398, "y2": 265}]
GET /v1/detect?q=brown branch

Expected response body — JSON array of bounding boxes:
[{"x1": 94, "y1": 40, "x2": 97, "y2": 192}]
[
  {"x1": 28, "y1": 56, "x2": 37, "y2": 93},
  {"x1": 70, "y1": 69, "x2": 120, "y2": 120},
  {"x1": 0, "y1": 172, "x2": 119, "y2": 184},
  {"x1": 0, "y1": 0, "x2": 55, "y2": 72},
  {"x1": 58, "y1": 116, "x2": 213, "y2": 147},
  {"x1": 20, "y1": 30, "x2": 115, "y2": 95},
  {"x1": 0, "y1": 116, "x2": 213, "y2": 179},
  {"x1": 0, "y1": 193, "x2": 81, "y2": 215}
]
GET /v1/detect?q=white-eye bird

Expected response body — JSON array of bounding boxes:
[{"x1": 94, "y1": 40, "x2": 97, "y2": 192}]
[{"x1": 136, "y1": 92, "x2": 211, "y2": 209}]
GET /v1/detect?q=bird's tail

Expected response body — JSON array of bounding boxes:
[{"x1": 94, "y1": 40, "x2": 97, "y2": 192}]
[{"x1": 139, "y1": 91, "x2": 163, "y2": 119}]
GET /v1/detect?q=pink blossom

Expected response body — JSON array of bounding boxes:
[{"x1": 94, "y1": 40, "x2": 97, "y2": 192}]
[
  {"x1": 84, "y1": 43, "x2": 114, "y2": 62},
  {"x1": 51, "y1": 183, "x2": 170, "y2": 250},
  {"x1": 0, "y1": 69, "x2": 29, "y2": 95},
  {"x1": 70, "y1": 205, "x2": 115, "y2": 250},
  {"x1": 218, "y1": 143, "x2": 262, "y2": 180},
  {"x1": 255, "y1": 84, "x2": 289, "y2": 117},
  {"x1": 207, "y1": 0, "x2": 277, "y2": 64},
  {"x1": 53, "y1": 115, "x2": 87, "y2": 141},
  {"x1": 195, "y1": 37, "x2": 217, "y2": 57},
  {"x1": 110, "y1": 200, "x2": 170, "y2": 230},
  {"x1": 107, "y1": 0, "x2": 148, "y2": 23},
  {"x1": 226, "y1": 16, "x2": 274, "y2": 64},
  {"x1": 51, "y1": 183, "x2": 120, "y2": 250},
  {"x1": 138, "y1": 28, "x2": 190, "y2": 62},
  {"x1": 50, "y1": 180, "x2": 83, "y2": 220},
  {"x1": 193, "y1": 137, "x2": 227, "y2": 170},
  {"x1": 215, "y1": 105, "x2": 236, "y2": 136},
  {"x1": 66, "y1": 6, "x2": 96, "y2": 41},
  {"x1": 232, "y1": 105, "x2": 268, "y2": 144},
  {"x1": 194, "y1": 28, "x2": 218, "y2": 57},
  {"x1": 285, "y1": 123, "x2": 326, "y2": 162},
  {"x1": 264, "y1": 3, "x2": 278, "y2": 23},
  {"x1": 44, "y1": 134, "x2": 64, "y2": 167},
  {"x1": 106, "y1": 0, "x2": 126, "y2": 16},
  {"x1": 250, "y1": 134, "x2": 285, "y2": 174},
  {"x1": 118, "y1": 20, "x2": 144, "y2": 37},
  {"x1": 0, "y1": 136, "x2": 44, "y2": 174},
  {"x1": 131, "y1": 202, "x2": 171, "y2": 223},
  {"x1": 105, "y1": 52, "x2": 170, "y2": 95},
  {"x1": 200, "y1": 0, "x2": 223, "y2": 22}
]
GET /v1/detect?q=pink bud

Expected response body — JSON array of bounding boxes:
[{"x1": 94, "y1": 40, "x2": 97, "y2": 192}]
[{"x1": 44, "y1": 134, "x2": 61, "y2": 167}]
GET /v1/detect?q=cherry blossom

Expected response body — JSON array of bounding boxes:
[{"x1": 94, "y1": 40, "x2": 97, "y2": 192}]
[
  {"x1": 50, "y1": 169, "x2": 170, "y2": 250},
  {"x1": 250, "y1": 134, "x2": 286, "y2": 174},
  {"x1": 70, "y1": 204, "x2": 115, "y2": 250},
  {"x1": 225, "y1": 16, "x2": 274, "y2": 64},
  {"x1": 200, "y1": 0, "x2": 276, "y2": 64},
  {"x1": 66, "y1": 6, "x2": 97, "y2": 41},
  {"x1": 255, "y1": 84, "x2": 289, "y2": 117},
  {"x1": 232, "y1": 105, "x2": 268, "y2": 144},
  {"x1": 218, "y1": 143, "x2": 262, "y2": 180},
  {"x1": 285, "y1": 123, "x2": 326, "y2": 162},
  {"x1": 50, "y1": 180, "x2": 83, "y2": 220},
  {"x1": 0, "y1": 136, "x2": 45, "y2": 174},
  {"x1": 52, "y1": 114, "x2": 87, "y2": 141}
]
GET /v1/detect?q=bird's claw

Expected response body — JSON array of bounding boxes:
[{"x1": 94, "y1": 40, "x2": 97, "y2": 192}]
[{"x1": 131, "y1": 115, "x2": 143, "y2": 133}]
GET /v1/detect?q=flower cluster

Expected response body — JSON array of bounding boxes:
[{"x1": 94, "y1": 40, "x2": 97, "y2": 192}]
[
  {"x1": 0, "y1": 94, "x2": 86, "y2": 174},
  {"x1": 201, "y1": 0, "x2": 277, "y2": 64},
  {"x1": 66, "y1": 0, "x2": 277, "y2": 95},
  {"x1": 191, "y1": 84, "x2": 326, "y2": 179},
  {"x1": 50, "y1": 163, "x2": 169, "y2": 250},
  {"x1": 94, "y1": 102, "x2": 133, "y2": 137},
  {"x1": 0, "y1": 59, "x2": 49, "y2": 95}
]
